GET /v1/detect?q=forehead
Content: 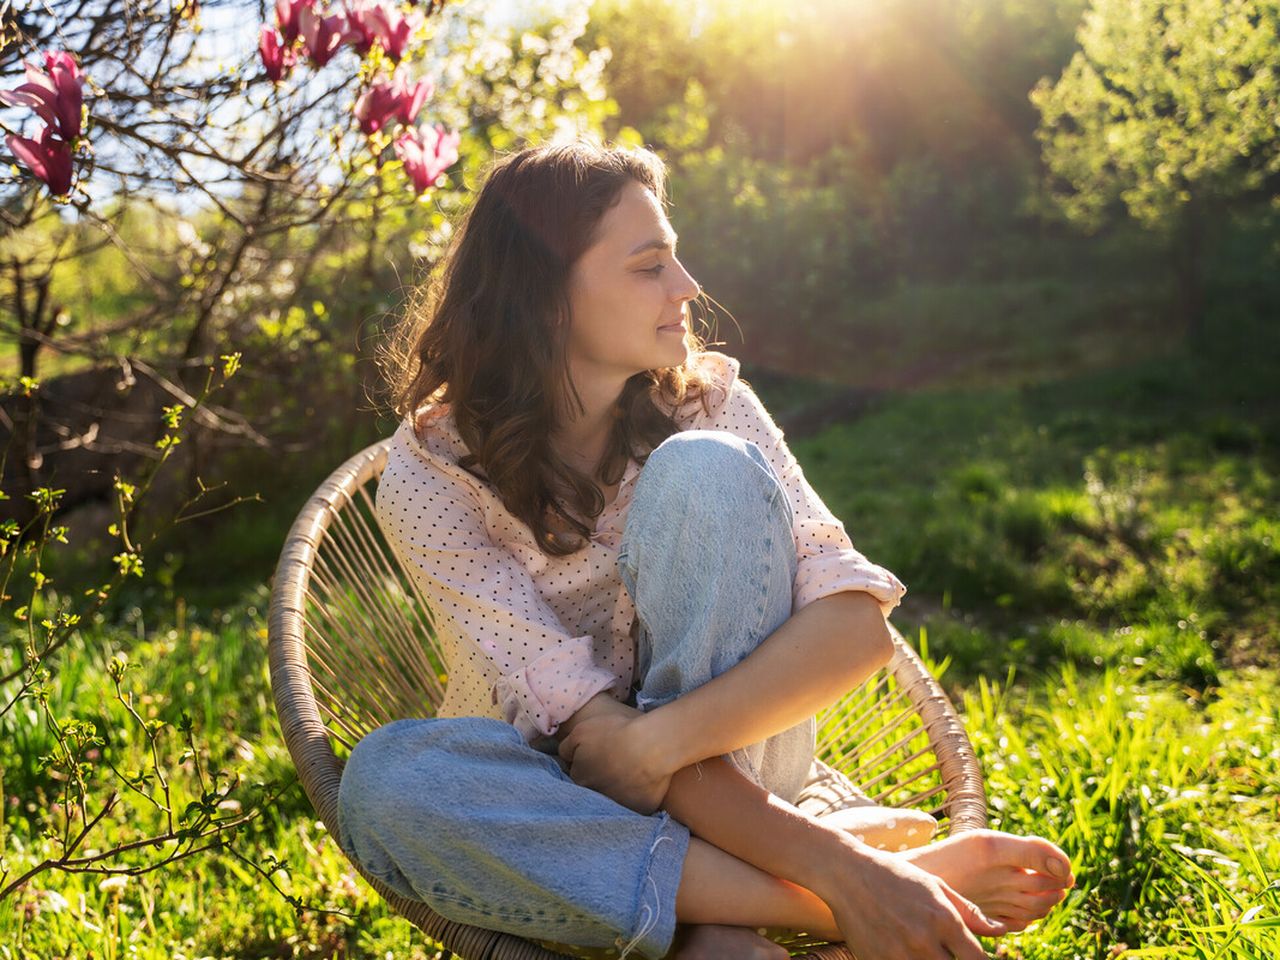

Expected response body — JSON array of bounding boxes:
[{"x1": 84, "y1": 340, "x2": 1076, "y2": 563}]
[{"x1": 591, "y1": 180, "x2": 674, "y2": 255}]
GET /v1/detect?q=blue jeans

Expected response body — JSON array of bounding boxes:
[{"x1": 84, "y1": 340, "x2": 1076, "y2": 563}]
[{"x1": 336, "y1": 430, "x2": 815, "y2": 959}]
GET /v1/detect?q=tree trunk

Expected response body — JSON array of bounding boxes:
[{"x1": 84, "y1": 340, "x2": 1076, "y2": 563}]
[{"x1": 1172, "y1": 193, "x2": 1208, "y2": 343}]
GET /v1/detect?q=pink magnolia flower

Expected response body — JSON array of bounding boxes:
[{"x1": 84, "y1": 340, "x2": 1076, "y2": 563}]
[
  {"x1": 0, "y1": 50, "x2": 84, "y2": 142},
  {"x1": 391, "y1": 67, "x2": 433, "y2": 125},
  {"x1": 6, "y1": 126, "x2": 74, "y2": 195},
  {"x1": 259, "y1": 25, "x2": 297, "y2": 83},
  {"x1": 393, "y1": 123, "x2": 459, "y2": 194},
  {"x1": 275, "y1": 0, "x2": 316, "y2": 44},
  {"x1": 354, "y1": 67, "x2": 433, "y2": 135},
  {"x1": 345, "y1": 0, "x2": 422, "y2": 62},
  {"x1": 299, "y1": 6, "x2": 352, "y2": 68},
  {"x1": 353, "y1": 76, "x2": 401, "y2": 135}
]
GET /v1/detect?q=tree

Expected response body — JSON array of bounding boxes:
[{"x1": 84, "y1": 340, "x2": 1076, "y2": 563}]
[{"x1": 1031, "y1": 0, "x2": 1280, "y2": 337}]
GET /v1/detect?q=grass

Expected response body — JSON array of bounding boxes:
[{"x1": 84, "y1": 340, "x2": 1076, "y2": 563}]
[
  {"x1": 3, "y1": 258, "x2": 1278, "y2": 956},
  {"x1": 785, "y1": 292, "x2": 1279, "y2": 689},
  {"x1": 2, "y1": 605, "x2": 1275, "y2": 958},
  {"x1": 965, "y1": 663, "x2": 1279, "y2": 959}
]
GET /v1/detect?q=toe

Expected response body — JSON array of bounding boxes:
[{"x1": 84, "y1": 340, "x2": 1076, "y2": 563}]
[
  {"x1": 1012, "y1": 866, "x2": 1075, "y2": 894},
  {"x1": 988, "y1": 891, "x2": 1060, "y2": 923},
  {"x1": 969, "y1": 830, "x2": 1069, "y2": 873},
  {"x1": 1024, "y1": 836, "x2": 1073, "y2": 881}
]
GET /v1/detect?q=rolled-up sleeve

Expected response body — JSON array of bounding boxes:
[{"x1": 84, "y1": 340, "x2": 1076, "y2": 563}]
[
  {"x1": 698, "y1": 361, "x2": 907, "y2": 617},
  {"x1": 375, "y1": 446, "x2": 619, "y2": 742}
]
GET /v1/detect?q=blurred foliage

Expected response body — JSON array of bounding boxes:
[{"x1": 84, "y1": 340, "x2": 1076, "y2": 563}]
[
  {"x1": 1030, "y1": 0, "x2": 1280, "y2": 336},
  {"x1": 1031, "y1": 0, "x2": 1280, "y2": 232}
]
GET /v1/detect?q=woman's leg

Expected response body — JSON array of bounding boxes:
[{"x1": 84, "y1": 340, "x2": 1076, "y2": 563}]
[
  {"x1": 336, "y1": 716, "x2": 839, "y2": 958},
  {"x1": 336, "y1": 716, "x2": 690, "y2": 958},
  {"x1": 615, "y1": 429, "x2": 829, "y2": 952},
  {"x1": 617, "y1": 428, "x2": 814, "y2": 805}
]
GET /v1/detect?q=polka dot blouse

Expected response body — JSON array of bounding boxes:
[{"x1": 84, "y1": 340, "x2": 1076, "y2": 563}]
[{"x1": 375, "y1": 350, "x2": 907, "y2": 746}]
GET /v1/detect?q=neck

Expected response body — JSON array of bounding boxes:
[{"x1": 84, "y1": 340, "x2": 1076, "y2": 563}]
[{"x1": 552, "y1": 366, "x2": 628, "y2": 476}]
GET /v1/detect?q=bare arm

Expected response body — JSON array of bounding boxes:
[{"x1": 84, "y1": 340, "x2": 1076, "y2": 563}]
[
  {"x1": 555, "y1": 589, "x2": 998, "y2": 958},
  {"x1": 557, "y1": 589, "x2": 893, "y2": 810},
  {"x1": 642, "y1": 589, "x2": 892, "y2": 770}
]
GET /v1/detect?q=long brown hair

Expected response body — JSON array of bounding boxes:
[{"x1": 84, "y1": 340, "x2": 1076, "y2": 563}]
[{"x1": 379, "y1": 139, "x2": 716, "y2": 555}]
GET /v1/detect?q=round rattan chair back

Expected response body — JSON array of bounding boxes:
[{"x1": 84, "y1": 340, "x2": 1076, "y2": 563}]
[{"x1": 268, "y1": 438, "x2": 988, "y2": 960}]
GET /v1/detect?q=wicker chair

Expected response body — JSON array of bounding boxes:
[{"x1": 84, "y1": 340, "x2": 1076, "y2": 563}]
[{"x1": 267, "y1": 438, "x2": 989, "y2": 960}]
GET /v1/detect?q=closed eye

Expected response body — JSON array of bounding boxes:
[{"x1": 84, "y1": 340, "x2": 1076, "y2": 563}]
[{"x1": 642, "y1": 264, "x2": 665, "y2": 275}]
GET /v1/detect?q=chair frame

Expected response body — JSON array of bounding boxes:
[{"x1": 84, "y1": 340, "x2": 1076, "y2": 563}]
[{"x1": 268, "y1": 438, "x2": 989, "y2": 960}]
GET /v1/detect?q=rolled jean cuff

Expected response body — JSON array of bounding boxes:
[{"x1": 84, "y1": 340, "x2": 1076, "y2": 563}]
[{"x1": 617, "y1": 811, "x2": 690, "y2": 960}]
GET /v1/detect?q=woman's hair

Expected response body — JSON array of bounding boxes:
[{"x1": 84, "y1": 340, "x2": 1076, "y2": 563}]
[{"x1": 379, "y1": 138, "x2": 715, "y2": 556}]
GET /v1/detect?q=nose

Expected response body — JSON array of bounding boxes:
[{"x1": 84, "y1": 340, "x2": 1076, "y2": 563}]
[{"x1": 670, "y1": 259, "x2": 701, "y2": 303}]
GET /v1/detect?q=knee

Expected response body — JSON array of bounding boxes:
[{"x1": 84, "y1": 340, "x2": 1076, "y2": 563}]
[{"x1": 643, "y1": 429, "x2": 777, "y2": 494}]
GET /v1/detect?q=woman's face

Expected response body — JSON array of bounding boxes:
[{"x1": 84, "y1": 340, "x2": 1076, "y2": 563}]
[{"x1": 564, "y1": 179, "x2": 701, "y2": 389}]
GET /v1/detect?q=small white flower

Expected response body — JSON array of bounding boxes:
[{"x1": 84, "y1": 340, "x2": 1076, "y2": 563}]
[
  {"x1": 39, "y1": 890, "x2": 70, "y2": 914},
  {"x1": 98, "y1": 875, "x2": 129, "y2": 894}
]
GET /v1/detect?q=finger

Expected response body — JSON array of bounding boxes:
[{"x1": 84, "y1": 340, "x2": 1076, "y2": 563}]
[
  {"x1": 991, "y1": 915, "x2": 1030, "y2": 933},
  {"x1": 557, "y1": 732, "x2": 578, "y2": 763},
  {"x1": 942, "y1": 921, "x2": 992, "y2": 960},
  {"x1": 937, "y1": 881, "x2": 1006, "y2": 938},
  {"x1": 983, "y1": 895, "x2": 1059, "y2": 924}
]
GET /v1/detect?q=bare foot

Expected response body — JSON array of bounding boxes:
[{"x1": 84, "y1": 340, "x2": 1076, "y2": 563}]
[
  {"x1": 900, "y1": 829, "x2": 1074, "y2": 928},
  {"x1": 667, "y1": 924, "x2": 789, "y2": 959}
]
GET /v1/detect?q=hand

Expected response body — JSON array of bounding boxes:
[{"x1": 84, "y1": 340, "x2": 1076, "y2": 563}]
[
  {"x1": 814, "y1": 838, "x2": 1007, "y2": 960},
  {"x1": 557, "y1": 695, "x2": 674, "y2": 814}
]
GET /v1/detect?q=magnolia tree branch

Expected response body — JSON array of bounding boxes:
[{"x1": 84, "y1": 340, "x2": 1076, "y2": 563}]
[{"x1": 1, "y1": 1, "x2": 452, "y2": 390}]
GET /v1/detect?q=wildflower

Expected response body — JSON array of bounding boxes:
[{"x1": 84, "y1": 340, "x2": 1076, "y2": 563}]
[
  {"x1": 38, "y1": 889, "x2": 70, "y2": 915},
  {"x1": 98, "y1": 874, "x2": 129, "y2": 894}
]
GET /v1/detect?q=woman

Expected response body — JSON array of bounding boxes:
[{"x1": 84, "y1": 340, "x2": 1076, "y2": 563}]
[{"x1": 338, "y1": 139, "x2": 1075, "y2": 960}]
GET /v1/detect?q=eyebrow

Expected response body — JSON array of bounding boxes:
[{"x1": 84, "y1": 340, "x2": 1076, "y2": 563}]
[{"x1": 628, "y1": 233, "x2": 678, "y2": 257}]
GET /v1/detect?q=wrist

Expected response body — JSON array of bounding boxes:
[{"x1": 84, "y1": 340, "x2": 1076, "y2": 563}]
[
  {"x1": 804, "y1": 827, "x2": 876, "y2": 901},
  {"x1": 556, "y1": 690, "x2": 622, "y2": 743},
  {"x1": 630, "y1": 707, "x2": 687, "y2": 779}
]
